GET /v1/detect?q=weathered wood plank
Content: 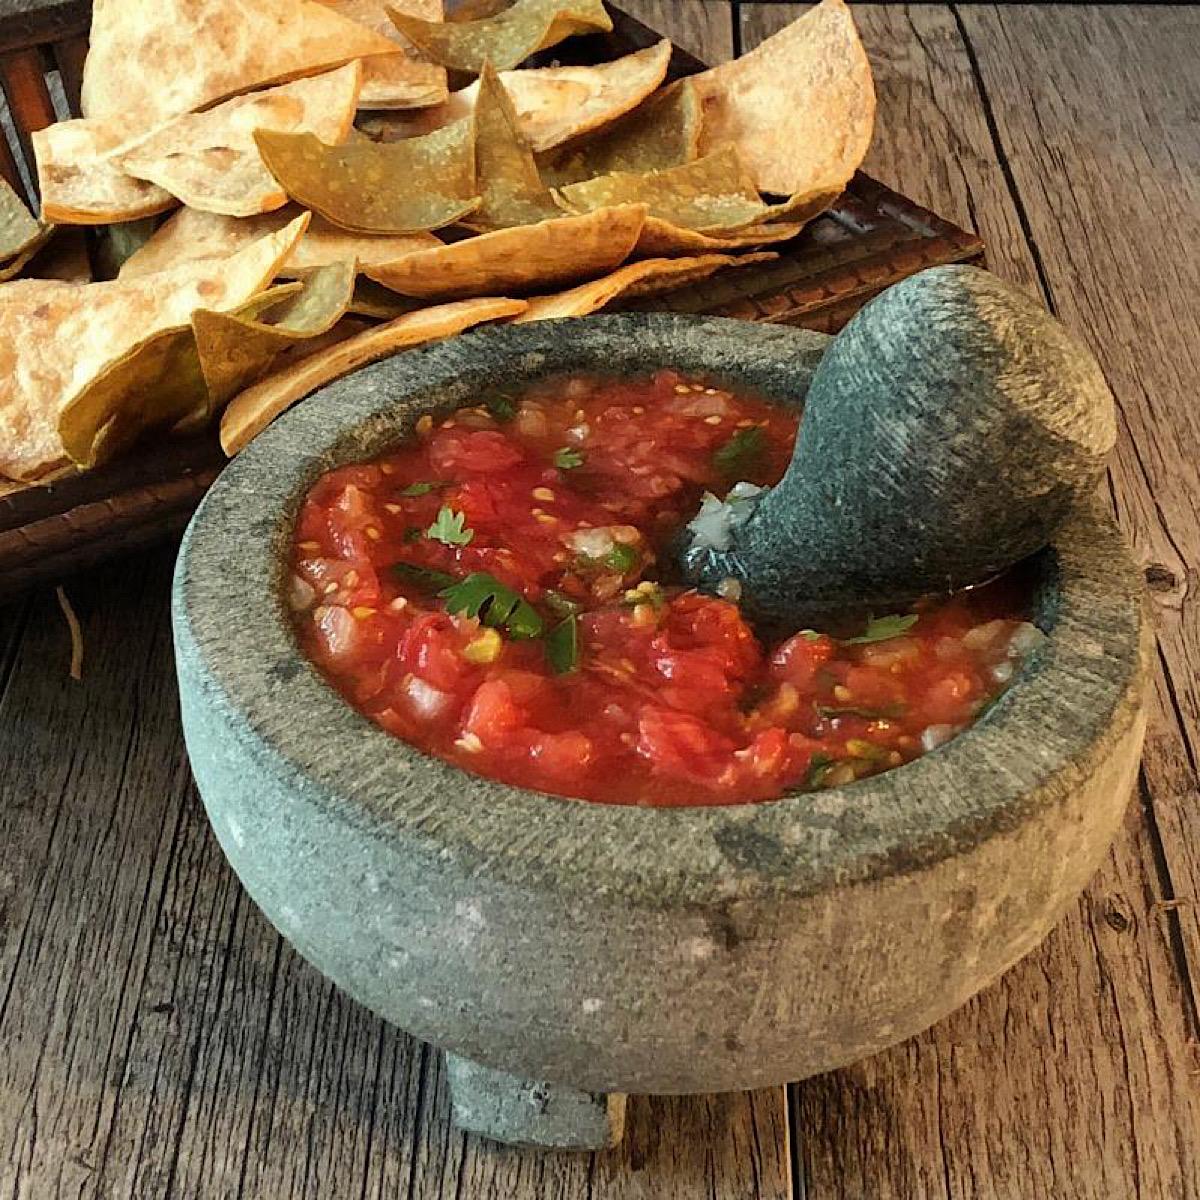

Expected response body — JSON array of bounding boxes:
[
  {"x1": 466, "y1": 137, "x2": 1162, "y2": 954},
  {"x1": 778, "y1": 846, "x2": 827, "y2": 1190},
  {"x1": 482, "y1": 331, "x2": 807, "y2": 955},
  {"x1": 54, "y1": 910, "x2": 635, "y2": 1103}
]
[{"x1": 742, "y1": 5, "x2": 1200, "y2": 1198}]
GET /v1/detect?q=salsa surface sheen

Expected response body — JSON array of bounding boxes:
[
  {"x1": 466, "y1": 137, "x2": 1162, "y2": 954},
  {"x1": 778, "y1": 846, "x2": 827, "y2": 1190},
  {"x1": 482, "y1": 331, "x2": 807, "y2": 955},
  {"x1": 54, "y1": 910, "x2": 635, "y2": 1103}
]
[{"x1": 289, "y1": 370, "x2": 1040, "y2": 806}]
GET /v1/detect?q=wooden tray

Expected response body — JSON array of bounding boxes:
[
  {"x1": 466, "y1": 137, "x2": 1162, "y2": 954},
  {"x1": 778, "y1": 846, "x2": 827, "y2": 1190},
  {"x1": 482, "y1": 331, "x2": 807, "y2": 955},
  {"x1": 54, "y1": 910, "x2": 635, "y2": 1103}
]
[{"x1": 0, "y1": 1, "x2": 984, "y2": 601}]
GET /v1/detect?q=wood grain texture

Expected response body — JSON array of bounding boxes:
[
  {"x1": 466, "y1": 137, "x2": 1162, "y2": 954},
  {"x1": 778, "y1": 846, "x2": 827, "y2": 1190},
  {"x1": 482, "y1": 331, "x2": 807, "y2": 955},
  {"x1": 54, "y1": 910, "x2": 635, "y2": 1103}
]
[{"x1": 742, "y1": 5, "x2": 1200, "y2": 1198}]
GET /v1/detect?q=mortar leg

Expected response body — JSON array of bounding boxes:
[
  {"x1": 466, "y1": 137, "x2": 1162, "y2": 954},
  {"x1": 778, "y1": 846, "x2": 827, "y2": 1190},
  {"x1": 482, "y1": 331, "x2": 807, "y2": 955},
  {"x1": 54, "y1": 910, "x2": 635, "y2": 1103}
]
[{"x1": 445, "y1": 1052, "x2": 626, "y2": 1150}]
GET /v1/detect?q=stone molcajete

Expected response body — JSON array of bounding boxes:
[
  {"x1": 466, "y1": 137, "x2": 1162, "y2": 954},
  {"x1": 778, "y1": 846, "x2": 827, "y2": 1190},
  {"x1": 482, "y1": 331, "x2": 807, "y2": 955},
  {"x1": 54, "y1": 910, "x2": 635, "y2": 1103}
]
[{"x1": 173, "y1": 268, "x2": 1149, "y2": 1150}]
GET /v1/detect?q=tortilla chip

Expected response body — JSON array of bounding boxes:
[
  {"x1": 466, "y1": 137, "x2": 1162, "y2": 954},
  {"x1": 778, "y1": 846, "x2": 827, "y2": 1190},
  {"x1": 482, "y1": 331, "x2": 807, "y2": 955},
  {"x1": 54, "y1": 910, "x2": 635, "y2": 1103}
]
[
  {"x1": 387, "y1": 0, "x2": 612, "y2": 73},
  {"x1": 58, "y1": 280, "x2": 308, "y2": 466},
  {"x1": 0, "y1": 214, "x2": 307, "y2": 479},
  {"x1": 466, "y1": 61, "x2": 560, "y2": 230},
  {"x1": 514, "y1": 252, "x2": 776, "y2": 321},
  {"x1": 0, "y1": 226, "x2": 55, "y2": 283},
  {"x1": 557, "y1": 146, "x2": 831, "y2": 233},
  {"x1": 193, "y1": 260, "x2": 356, "y2": 408},
  {"x1": 220, "y1": 295, "x2": 528, "y2": 454},
  {"x1": 119, "y1": 205, "x2": 439, "y2": 280},
  {"x1": 537, "y1": 78, "x2": 701, "y2": 187},
  {"x1": 255, "y1": 119, "x2": 480, "y2": 233},
  {"x1": 0, "y1": 178, "x2": 45, "y2": 261},
  {"x1": 33, "y1": 119, "x2": 175, "y2": 225},
  {"x1": 348, "y1": 278, "x2": 422, "y2": 317},
  {"x1": 372, "y1": 40, "x2": 672, "y2": 154},
  {"x1": 81, "y1": 0, "x2": 398, "y2": 130},
  {"x1": 690, "y1": 0, "x2": 874, "y2": 196},
  {"x1": 115, "y1": 64, "x2": 363, "y2": 218},
  {"x1": 636, "y1": 218, "x2": 805, "y2": 256},
  {"x1": 363, "y1": 204, "x2": 645, "y2": 298},
  {"x1": 323, "y1": 0, "x2": 449, "y2": 109}
]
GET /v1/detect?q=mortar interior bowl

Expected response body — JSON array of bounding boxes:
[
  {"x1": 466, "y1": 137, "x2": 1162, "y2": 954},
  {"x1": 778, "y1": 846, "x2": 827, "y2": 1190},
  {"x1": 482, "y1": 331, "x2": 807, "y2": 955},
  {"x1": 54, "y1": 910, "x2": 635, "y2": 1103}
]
[{"x1": 172, "y1": 314, "x2": 1149, "y2": 1148}]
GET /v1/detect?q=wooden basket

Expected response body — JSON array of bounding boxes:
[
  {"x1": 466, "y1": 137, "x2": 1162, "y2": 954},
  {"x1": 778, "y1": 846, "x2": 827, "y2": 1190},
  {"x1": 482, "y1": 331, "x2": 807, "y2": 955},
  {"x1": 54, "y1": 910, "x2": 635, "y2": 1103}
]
[{"x1": 0, "y1": 0, "x2": 985, "y2": 600}]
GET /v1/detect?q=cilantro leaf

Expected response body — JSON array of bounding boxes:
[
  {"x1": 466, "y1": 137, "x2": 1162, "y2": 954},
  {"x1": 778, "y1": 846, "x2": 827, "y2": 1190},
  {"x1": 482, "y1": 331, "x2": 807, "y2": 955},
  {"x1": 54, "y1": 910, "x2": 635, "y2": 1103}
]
[
  {"x1": 399, "y1": 480, "x2": 449, "y2": 497},
  {"x1": 426, "y1": 506, "x2": 474, "y2": 547},
  {"x1": 843, "y1": 614, "x2": 919, "y2": 645},
  {"x1": 391, "y1": 562, "x2": 457, "y2": 591},
  {"x1": 604, "y1": 542, "x2": 638, "y2": 573},
  {"x1": 713, "y1": 425, "x2": 765, "y2": 474},
  {"x1": 484, "y1": 392, "x2": 517, "y2": 422},
  {"x1": 440, "y1": 572, "x2": 543, "y2": 640},
  {"x1": 553, "y1": 447, "x2": 584, "y2": 470},
  {"x1": 803, "y1": 753, "x2": 836, "y2": 789},
  {"x1": 546, "y1": 614, "x2": 579, "y2": 675}
]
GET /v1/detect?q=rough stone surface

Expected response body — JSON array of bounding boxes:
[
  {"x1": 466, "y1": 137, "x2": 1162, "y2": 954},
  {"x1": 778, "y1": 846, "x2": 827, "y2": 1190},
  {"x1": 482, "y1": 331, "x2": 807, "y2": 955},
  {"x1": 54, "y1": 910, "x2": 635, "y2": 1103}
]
[
  {"x1": 446, "y1": 1053, "x2": 626, "y2": 1150},
  {"x1": 172, "y1": 312, "x2": 1147, "y2": 1140},
  {"x1": 680, "y1": 265, "x2": 1118, "y2": 627}
]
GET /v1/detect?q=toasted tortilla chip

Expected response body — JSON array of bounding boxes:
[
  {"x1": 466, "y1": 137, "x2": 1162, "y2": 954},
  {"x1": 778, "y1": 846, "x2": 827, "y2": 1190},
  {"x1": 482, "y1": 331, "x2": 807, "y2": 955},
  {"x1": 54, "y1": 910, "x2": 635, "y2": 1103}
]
[
  {"x1": 0, "y1": 214, "x2": 307, "y2": 479},
  {"x1": 388, "y1": 0, "x2": 612, "y2": 73},
  {"x1": 0, "y1": 178, "x2": 44, "y2": 261},
  {"x1": 557, "y1": 146, "x2": 834, "y2": 233},
  {"x1": 348, "y1": 278, "x2": 422, "y2": 318},
  {"x1": 81, "y1": 0, "x2": 398, "y2": 129},
  {"x1": 371, "y1": 40, "x2": 672, "y2": 153},
  {"x1": 536, "y1": 78, "x2": 701, "y2": 187},
  {"x1": 60, "y1": 283, "x2": 303, "y2": 464},
  {"x1": 514, "y1": 252, "x2": 775, "y2": 322},
  {"x1": 193, "y1": 260, "x2": 356, "y2": 408},
  {"x1": 466, "y1": 61, "x2": 560, "y2": 230},
  {"x1": 323, "y1": 0, "x2": 449, "y2": 109},
  {"x1": 119, "y1": 205, "x2": 439, "y2": 280},
  {"x1": 690, "y1": 0, "x2": 874, "y2": 196},
  {"x1": 636, "y1": 217, "x2": 805, "y2": 256},
  {"x1": 556, "y1": 145, "x2": 766, "y2": 232},
  {"x1": 115, "y1": 65, "x2": 363, "y2": 219},
  {"x1": 256, "y1": 120, "x2": 479, "y2": 233},
  {"x1": 0, "y1": 224, "x2": 55, "y2": 283},
  {"x1": 34, "y1": 119, "x2": 175, "y2": 225},
  {"x1": 221, "y1": 295, "x2": 528, "y2": 454},
  {"x1": 364, "y1": 204, "x2": 645, "y2": 298}
]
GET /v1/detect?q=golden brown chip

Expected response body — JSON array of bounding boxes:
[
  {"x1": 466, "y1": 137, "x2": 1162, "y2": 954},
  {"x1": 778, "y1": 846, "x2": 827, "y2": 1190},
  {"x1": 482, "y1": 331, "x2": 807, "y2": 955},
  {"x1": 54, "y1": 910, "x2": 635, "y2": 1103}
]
[
  {"x1": 255, "y1": 120, "x2": 479, "y2": 233},
  {"x1": 220, "y1": 295, "x2": 528, "y2": 454},
  {"x1": 536, "y1": 78, "x2": 700, "y2": 188},
  {"x1": 690, "y1": 0, "x2": 874, "y2": 196},
  {"x1": 513, "y1": 252, "x2": 775, "y2": 321},
  {"x1": 635, "y1": 217, "x2": 804, "y2": 256},
  {"x1": 373, "y1": 40, "x2": 672, "y2": 153},
  {"x1": 81, "y1": 0, "x2": 398, "y2": 129},
  {"x1": 556, "y1": 145, "x2": 769, "y2": 231},
  {"x1": 557, "y1": 146, "x2": 836, "y2": 233},
  {"x1": 119, "y1": 205, "x2": 439, "y2": 280},
  {"x1": 387, "y1": 0, "x2": 612, "y2": 73},
  {"x1": 466, "y1": 61, "x2": 560, "y2": 230},
  {"x1": 347, "y1": 278, "x2": 423, "y2": 318},
  {"x1": 0, "y1": 226, "x2": 55, "y2": 283},
  {"x1": 363, "y1": 204, "x2": 646, "y2": 298},
  {"x1": 193, "y1": 260, "x2": 356, "y2": 409},
  {"x1": 33, "y1": 119, "x2": 175, "y2": 225},
  {"x1": 0, "y1": 214, "x2": 307, "y2": 479},
  {"x1": 324, "y1": 0, "x2": 449, "y2": 109},
  {"x1": 115, "y1": 64, "x2": 363, "y2": 218},
  {"x1": 0, "y1": 178, "x2": 45, "y2": 262}
]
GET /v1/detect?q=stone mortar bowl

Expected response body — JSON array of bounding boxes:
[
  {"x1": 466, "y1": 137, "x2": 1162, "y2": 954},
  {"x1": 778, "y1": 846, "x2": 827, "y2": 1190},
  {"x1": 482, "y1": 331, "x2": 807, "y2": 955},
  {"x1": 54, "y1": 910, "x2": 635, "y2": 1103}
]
[{"x1": 173, "y1": 313, "x2": 1150, "y2": 1150}]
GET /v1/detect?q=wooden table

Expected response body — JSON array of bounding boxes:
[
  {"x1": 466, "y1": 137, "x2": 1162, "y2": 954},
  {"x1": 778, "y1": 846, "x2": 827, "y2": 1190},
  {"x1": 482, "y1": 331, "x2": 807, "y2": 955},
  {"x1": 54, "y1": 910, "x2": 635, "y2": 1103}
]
[{"x1": 1, "y1": 5, "x2": 1197, "y2": 1197}]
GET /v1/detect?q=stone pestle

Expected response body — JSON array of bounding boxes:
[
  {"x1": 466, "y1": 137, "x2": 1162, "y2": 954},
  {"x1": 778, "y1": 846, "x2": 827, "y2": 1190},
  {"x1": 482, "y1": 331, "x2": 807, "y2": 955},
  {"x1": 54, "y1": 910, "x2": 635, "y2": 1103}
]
[{"x1": 677, "y1": 265, "x2": 1117, "y2": 630}]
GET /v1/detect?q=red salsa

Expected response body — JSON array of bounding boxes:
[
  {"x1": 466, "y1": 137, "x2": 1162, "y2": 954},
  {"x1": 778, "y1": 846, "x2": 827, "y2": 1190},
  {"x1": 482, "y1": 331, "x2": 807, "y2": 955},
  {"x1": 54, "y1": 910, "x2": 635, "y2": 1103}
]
[{"x1": 289, "y1": 371, "x2": 1042, "y2": 806}]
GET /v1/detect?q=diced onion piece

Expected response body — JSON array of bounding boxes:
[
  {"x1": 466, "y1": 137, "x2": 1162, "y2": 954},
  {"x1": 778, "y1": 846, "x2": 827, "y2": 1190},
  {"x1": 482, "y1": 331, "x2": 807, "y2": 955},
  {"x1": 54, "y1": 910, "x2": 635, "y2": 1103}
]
[
  {"x1": 288, "y1": 574, "x2": 317, "y2": 612},
  {"x1": 403, "y1": 675, "x2": 454, "y2": 721},
  {"x1": 920, "y1": 723, "x2": 957, "y2": 752},
  {"x1": 1007, "y1": 622, "x2": 1047, "y2": 658}
]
